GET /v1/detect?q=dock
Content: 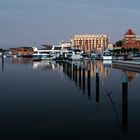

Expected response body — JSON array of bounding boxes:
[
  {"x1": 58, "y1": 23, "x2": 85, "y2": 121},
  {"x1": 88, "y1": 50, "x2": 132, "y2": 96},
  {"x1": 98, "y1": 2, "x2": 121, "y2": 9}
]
[{"x1": 112, "y1": 60, "x2": 140, "y2": 72}]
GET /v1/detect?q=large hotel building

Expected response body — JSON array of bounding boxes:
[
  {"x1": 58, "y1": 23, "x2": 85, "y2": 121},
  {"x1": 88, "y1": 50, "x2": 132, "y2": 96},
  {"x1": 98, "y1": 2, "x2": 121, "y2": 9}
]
[{"x1": 72, "y1": 34, "x2": 109, "y2": 53}]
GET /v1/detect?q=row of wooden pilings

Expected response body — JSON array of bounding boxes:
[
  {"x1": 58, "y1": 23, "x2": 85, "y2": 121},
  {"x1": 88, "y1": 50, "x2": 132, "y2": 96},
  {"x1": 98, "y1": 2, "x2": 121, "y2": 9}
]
[
  {"x1": 61, "y1": 60, "x2": 128, "y2": 134},
  {"x1": 62, "y1": 60, "x2": 97, "y2": 101}
]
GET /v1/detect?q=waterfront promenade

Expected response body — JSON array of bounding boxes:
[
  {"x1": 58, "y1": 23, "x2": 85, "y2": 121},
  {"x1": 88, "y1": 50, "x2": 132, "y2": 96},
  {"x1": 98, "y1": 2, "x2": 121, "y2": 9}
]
[{"x1": 112, "y1": 60, "x2": 140, "y2": 72}]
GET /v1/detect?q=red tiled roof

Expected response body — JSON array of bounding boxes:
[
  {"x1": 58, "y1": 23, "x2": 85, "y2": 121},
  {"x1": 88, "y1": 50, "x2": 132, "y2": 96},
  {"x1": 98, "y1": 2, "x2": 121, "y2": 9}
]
[{"x1": 124, "y1": 29, "x2": 136, "y2": 36}]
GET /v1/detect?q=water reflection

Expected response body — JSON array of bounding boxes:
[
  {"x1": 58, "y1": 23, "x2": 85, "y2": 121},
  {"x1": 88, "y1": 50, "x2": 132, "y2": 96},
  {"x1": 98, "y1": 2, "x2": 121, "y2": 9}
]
[
  {"x1": 61, "y1": 60, "x2": 112, "y2": 97},
  {"x1": 58, "y1": 60, "x2": 139, "y2": 135},
  {"x1": 33, "y1": 61, "x2": 53, "y2": 70},
  {"x1": 1, "y1": 56, "x2": 4, "y2": 72},
  {"x1": 1, "y1": 58, "x2": 140, "y2": 139}
]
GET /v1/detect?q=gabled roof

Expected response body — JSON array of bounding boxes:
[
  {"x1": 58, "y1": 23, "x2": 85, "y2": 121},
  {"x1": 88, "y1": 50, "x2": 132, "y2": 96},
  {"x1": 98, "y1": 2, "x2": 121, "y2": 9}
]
[{"x1": 124, "y1": 29, "x2": 136, "y2": 36}]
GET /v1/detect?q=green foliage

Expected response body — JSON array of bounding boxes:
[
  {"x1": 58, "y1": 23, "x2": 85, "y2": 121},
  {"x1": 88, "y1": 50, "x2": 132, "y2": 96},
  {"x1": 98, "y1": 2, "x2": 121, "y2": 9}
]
[
  {"x1": 112, "y1": 47, "x2": 139, "y2": 55},
  {"x1": 0, "y1": 48, "x2": 4, "y2": 52},
  {"x1": 115, "y1": 40, "x2": 123, "y2": 47}
]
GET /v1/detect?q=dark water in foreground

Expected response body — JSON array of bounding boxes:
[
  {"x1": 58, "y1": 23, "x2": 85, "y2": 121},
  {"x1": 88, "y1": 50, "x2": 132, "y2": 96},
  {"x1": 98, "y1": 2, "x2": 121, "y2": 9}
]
[{"x1": 0, "y1": 57, "x2": 140, "y2": 140}]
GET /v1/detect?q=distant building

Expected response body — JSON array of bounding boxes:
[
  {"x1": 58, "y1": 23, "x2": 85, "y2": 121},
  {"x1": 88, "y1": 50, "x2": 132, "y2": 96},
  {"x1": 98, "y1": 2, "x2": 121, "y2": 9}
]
[
  {"x1": 60, "y1": 41, "x2": 72, "y2": 49},
  {"x1": 9, "y1": 47, "x2": 34, "y2": 55},
  {"x1": 72, "y1": 34, "x2": 109, "y2": 53},
  {"x1": 123, "y1": 29, "x2": 140, "y2": 50}
]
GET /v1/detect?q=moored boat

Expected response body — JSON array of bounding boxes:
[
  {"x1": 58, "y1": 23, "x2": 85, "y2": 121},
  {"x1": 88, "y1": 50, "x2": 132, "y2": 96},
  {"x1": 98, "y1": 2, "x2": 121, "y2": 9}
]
[
  {"x1": 69, "y1": 49, "x2": 83, "y2": 61},
  {"x1": 102, "y1": 51, "x2": 112, "y2": 60}
]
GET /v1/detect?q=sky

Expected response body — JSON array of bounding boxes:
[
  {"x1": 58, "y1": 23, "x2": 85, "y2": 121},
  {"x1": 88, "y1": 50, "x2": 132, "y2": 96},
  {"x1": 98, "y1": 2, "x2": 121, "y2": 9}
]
[{"x1": 0, "y1": 0, "x2": 140, "y2": 48}]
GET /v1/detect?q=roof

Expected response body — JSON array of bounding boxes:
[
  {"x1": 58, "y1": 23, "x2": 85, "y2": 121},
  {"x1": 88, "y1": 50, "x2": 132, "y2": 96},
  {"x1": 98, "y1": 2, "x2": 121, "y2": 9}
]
[{"x1": 124, "y1": 29, "x2": 136, "y2": 36}]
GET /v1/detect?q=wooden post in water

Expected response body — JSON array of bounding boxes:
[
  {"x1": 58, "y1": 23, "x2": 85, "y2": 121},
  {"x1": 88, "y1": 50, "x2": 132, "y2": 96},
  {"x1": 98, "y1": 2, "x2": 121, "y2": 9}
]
[
  {"x1": 75, "y1": 63, "x2": 78, "y2": 86},
  {"x1": 122, "y1": 73, "x2": 128, "y2": 134},
  {"x1": 73, "y1": 63, "x2": 75, "y2": 81},
  {"x1": 82, "y1": 62, "x2": 85, "y2": 93},
  {"x1": 69, "y1": 61, "x2": 72, "y2": 79},
  {"x1": 63, "y1": 61, "x2": 65, "y2": 73},
  {"x1": 87, "y1": 61, "x2": 91, "y2": 99},
  {"x1": 66, "y1": 61, "x2": 69, "y2": 78},
  {"x1": 79, "y1": 63, "x2": 81, "y2": 89},
  {"x1": 96, "y1": 69, "x2": 99, "y2": 103},
  {"x1": 2, "y1": 51, "x2": 4, "y2": 72}
]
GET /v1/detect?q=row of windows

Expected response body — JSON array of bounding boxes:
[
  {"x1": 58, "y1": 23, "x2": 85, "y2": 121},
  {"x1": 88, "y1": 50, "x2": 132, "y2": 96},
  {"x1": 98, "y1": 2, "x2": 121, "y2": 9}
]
[{"x1": 74, "y1": 38, "x2": 108, "y2": 41}]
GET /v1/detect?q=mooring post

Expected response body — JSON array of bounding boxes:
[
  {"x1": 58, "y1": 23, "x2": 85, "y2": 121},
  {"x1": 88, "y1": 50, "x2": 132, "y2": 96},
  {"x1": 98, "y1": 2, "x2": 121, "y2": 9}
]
[
  {"x1": 2, "y1": 51, "x2": 4, "y2": 72},
  {"x1": 75, "y1": 63, "x2": 78, "y2": 86},
  {"x1": 73, "y1": 63, "x2": 75, "y2": 81},
  {"x1": 122, "y1": 73, "x2": 128, "y2": 134},
  {"x1": 87, "y1": 61, "x2": 91, "y2": 99},
  {"x1": 79, "y1": 62, "x2": 81, "y2": 89},
  {"x1": 82, "y1": 62, "x2": 85, "y2": 92},
  {"x1": 69, "y1": 61, "x2": 72, "y2": 79},
  {"x1": 96, "y1": 69, "x2": 99, "y2": 103}
]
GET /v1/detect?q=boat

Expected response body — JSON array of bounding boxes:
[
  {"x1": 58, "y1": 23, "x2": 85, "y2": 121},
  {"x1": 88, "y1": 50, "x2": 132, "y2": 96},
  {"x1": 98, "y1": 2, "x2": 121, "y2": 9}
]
[
  {"x1": 32, "y1": 46, "x2": 59, "y2": 61},
  {"x1": 32, "y1": 51, "x2": 57, "y2": 61},
  {"x1": 91, "y1": 53, "x2": 98, "y2": 60},
  {"x1": 102, "y1": 51, "x2": 112, "y2": 60},
  {"x1": 69, "y1": 49, "x2": 83, "y2": 61}
]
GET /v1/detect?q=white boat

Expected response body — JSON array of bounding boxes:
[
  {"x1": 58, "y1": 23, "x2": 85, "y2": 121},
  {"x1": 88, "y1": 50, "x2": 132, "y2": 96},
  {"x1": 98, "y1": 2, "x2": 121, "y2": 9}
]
[
  {"x1": 91, "y1": 53, "x2": 98, "y2": 60},
  {"x1": 32, "y1": 52, "x2": 57, "y2": 61},
  {"x1": 102, "y1": 51, "x2": 112, "y2": 60},
  {"x1": 69, "y1": 49, "x2": 83, "y2": 61},
  {"x1": 32, "y1": 46, "x2": 59, "y2": 61}
]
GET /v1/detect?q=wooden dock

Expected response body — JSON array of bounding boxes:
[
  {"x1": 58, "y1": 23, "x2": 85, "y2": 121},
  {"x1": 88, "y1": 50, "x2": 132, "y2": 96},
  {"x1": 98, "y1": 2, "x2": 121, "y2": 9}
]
[{"x1": 112, "y1": 60, "x2": 140, "y2": 72}]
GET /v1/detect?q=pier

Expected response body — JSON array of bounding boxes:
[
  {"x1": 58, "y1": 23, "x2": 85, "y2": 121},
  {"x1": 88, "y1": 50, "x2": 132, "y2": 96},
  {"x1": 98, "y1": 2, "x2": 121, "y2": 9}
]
[{"x1": 113, "y1": 60, "x2": 140, "y2": 72}]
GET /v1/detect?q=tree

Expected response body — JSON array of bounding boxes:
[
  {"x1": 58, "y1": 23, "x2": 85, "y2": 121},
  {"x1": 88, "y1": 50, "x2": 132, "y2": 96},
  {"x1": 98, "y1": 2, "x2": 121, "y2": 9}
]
[
  {"x1": 115, "y1": 40, "x2": 124, "y2": 47},
  {"x1": 121, "y1": 47, "x2": 127, "y2": 54}
]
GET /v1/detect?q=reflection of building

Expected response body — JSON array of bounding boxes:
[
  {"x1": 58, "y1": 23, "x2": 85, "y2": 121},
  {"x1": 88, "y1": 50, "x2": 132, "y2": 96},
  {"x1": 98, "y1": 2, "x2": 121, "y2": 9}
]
[
  {"x1": 123, "y1": 29, "x2": 140, "y2": 50},
  {"x1": 83, "y1": 61, "x2": 111, "y2": 78},
  {"x1": 72, "y1": 34, "x2": 109, "y2": 53},
  {"x1": 11, "y1": 58, "x2": 32, "y2": 64},
  {"x1": 125, "y1": 71, "x2": 136, "y2": 82}
]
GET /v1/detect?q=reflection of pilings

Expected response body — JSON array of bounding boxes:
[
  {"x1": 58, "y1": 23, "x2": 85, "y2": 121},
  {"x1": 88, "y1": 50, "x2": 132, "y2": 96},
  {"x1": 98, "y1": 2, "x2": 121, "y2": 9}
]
[
  {"x1": 69, "y1": 62, "x2": 72, "y2": 79},
  {"x1": 66, "y1": 61, "x2": 69, "y2": 78},
  {"x1": 73, "y1": 63, "x2": 75, "y2": 81},
  {"x1": 82, "y1": 62, "x2": 85, "y2": 92},
  {"x1": 75, "y1": 63, "x2": 78, "y2": 86},
  {"x1": 122, "y1": 74, "x2": 128, "y2": 134},
  {"x1": 79, "y1": 63, "x2": 81, "y2": 89},
  {"x1": 87, "y1": 61, "x2": 91, "y2": 99},
  {"x1": 2, "y1": 52, "x2": 4, "y2": 72},
  {"x1": 63, "y1": 61, "x2": 66, "y2": 73},
  {"x1": 96, "y1": 72, "x2": 99, "y2": 103}
]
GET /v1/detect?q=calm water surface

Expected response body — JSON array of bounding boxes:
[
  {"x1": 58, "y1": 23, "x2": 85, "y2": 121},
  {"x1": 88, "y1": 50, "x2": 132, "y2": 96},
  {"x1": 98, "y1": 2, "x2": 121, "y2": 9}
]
[{"x1": 0, "y1": 57, "x2": 140, "y2": 140}]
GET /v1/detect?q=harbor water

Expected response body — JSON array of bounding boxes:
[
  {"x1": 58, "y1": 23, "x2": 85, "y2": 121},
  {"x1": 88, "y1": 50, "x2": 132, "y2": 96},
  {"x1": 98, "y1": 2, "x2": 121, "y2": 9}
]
[{"x1": 0, "y1": 57, "x2": 140, "y2": 140}]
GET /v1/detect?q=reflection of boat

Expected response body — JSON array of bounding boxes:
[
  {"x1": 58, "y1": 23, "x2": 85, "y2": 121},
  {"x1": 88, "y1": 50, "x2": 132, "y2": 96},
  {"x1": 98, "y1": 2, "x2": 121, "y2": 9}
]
[
  {"x1": 32, "y1": 61, "x2": 56, "y2": 70},
  {"x1": 102, "y1": 51, "x2": 112, "y2": 60},
  {"x1": 103, "y1": 60, "x2": 112, "y2": 68},
  {"x1": 69, "y1": 49, "x2": 83, "y2": 61}
]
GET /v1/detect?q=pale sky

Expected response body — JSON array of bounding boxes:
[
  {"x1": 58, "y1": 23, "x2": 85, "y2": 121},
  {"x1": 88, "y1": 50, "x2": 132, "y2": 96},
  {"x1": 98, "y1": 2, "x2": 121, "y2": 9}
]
[{"x1": 0, "y1": 0, "x2": 140, "y2": 48}]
